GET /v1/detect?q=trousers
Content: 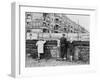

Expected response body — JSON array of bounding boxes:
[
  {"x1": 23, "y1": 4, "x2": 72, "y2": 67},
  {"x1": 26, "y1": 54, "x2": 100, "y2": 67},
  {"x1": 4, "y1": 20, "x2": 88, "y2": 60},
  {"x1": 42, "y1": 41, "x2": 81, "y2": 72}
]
[{"x1": 60, "y1": 45, "x2": 67, "y2": 59}]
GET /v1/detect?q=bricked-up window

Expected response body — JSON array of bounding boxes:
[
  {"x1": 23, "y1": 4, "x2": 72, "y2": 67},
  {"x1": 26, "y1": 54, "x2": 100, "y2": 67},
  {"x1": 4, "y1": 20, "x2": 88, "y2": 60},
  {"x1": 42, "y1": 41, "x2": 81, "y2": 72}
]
[
  {"x1": 55, "y1": 18, "x2": 59, "y2": 23},
  {"x1": 64, "y1": 28, "x2": 66, "y2": 32},
  {"x1": 43, "y1": 22, "x2": 47, "y2": 26},
  {"x1": 27, "y1": 22, "x2": 30, "y2": 25},
  {"x1": 54, "y1": 25, "x2": 59, "y2": 30},
  {"x1": 54, "y1": 31, "x2": 59, "y2": 33},
  {"x1": 43, "y1": 13, "x2": 48, "y2": 20},
  {"x1": 43, "y1": 28, "x2": 49, "y2": 33},
  {"x1": 27, "y1": 13, "x2": 31, "y2": 17},
  {"x1": 26, "y1": 13, "x2": 32, "y2": 19},
  {"x1": 27, "y1": 30, "x2": 31, "y2": 33},
  {"x1": 43, "y1": 13, "x2": 48, "y2": 17}
]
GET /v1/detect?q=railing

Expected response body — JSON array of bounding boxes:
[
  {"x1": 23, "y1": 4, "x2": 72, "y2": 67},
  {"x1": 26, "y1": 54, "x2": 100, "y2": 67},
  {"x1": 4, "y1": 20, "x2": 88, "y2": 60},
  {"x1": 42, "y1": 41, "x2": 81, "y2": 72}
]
[{"x1": 26, "y1": 33, "x2": 89, "y2": 41}]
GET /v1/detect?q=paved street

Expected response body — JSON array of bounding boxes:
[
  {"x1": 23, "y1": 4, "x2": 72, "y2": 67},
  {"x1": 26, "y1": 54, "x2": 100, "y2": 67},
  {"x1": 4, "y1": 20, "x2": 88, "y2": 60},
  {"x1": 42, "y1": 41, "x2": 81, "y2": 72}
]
[{"x1": 25, "y1": 56, "x2": 89, "y2": 67}]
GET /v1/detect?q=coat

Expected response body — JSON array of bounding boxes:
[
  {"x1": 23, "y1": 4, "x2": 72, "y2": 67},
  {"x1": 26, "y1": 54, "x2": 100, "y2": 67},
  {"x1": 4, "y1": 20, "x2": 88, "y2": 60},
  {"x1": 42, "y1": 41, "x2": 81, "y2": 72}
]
[{"x1": 36, "y1": 40, "x2": 46, "y2": 54}]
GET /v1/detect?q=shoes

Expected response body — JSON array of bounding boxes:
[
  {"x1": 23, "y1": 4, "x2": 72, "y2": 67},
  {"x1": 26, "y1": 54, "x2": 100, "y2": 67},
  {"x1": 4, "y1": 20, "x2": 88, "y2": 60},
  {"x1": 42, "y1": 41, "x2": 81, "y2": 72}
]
[
  {"x1": 60, "y1": 58, "x2": 64, "y2": 61},
  {"x1": 38, "y1": 60, "x2": 40, "y2": 63}
]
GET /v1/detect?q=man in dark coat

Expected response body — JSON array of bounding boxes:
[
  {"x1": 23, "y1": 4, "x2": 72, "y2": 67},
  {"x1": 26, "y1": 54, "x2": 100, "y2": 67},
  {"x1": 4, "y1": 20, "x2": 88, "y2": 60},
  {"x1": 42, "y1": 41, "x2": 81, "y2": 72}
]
[{"x1": 60, "y1": 34, "x2": 67, "y2": 60}]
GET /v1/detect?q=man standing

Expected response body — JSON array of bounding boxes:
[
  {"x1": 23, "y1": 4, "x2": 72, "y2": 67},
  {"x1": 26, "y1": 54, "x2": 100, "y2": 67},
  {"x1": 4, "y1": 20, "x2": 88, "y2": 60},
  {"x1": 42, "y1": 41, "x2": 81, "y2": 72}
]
[{"x1": 60, "y1": 34, "x2": 67, "y2": 60}]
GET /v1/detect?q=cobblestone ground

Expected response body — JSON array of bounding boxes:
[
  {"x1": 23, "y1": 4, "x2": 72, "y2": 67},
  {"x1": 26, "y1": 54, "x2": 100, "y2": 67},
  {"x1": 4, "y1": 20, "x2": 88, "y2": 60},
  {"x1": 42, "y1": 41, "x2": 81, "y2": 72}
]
[{"x1": 25, "y1": 56, "x2": 89, "y2": 67}]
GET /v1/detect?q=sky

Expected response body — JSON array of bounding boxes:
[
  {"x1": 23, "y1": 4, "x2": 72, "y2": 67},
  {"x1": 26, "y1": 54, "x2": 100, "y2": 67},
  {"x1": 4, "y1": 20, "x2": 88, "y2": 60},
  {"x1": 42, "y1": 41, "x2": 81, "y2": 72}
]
[{"x1": 66, "y1": 15, "x2": 90, "y2": 32}]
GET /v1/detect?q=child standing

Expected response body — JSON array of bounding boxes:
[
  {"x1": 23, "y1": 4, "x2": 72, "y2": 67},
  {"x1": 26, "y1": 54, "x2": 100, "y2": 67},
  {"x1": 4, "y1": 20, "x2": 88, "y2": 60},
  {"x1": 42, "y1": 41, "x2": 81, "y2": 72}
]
[{"x1": 36, "y1": 39, "x2": 46, "y2": 62}]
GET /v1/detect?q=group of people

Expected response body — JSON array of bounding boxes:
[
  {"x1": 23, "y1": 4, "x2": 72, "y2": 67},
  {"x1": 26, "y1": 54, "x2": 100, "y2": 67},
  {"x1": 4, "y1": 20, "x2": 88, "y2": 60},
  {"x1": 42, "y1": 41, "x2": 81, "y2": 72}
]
[{"x1": 36, "y1": 34, "x2": 73, "y2": 62}]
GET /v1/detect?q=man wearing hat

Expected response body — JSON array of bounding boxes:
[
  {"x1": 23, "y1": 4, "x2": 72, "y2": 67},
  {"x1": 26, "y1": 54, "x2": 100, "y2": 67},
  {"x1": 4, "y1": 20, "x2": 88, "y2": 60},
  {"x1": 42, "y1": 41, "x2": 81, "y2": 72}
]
[{"x1": 60, "y1": 34, "x2": 67, "y2": 60}]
